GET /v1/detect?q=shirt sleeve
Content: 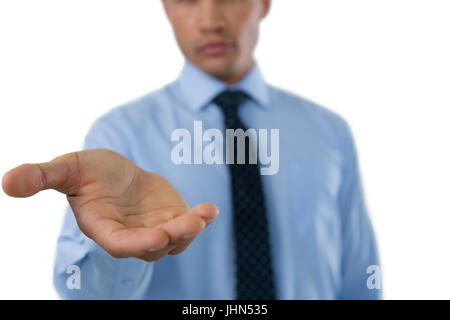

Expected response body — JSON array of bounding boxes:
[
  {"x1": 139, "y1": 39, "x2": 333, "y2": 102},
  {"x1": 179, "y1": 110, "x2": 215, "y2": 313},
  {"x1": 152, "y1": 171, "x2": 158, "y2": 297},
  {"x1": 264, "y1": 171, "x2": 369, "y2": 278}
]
[
  {"x1": 337, "y1": 120, "x2": 383, "y2": 299},
  {"x1": 53, "y1": 109, "x2": 154, "y2": 299}
]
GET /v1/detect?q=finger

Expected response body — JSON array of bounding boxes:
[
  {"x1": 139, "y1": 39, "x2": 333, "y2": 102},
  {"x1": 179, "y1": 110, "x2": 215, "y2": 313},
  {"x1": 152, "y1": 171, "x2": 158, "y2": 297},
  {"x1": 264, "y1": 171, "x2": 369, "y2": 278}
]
[
  {"x1": 93, "y1": 218, "x2": 171, "y2": 259},
  {"x1": 159, "y1": 211, "x2": 207, "y2": 244},
  {"x1": 2, "y1": 152, "x2": 81, "y2": 197},
  {"x1": 165, "y1": 203, "x2": 219, "y2": 255},
  {"x1": 140, "y1": 243, "x2": 178, "y2": 261},
  {"x1": 188, "y1": 203, "x2": 220, "y2": 226},
  {"x1": 167, "y1": 239, "x2": 194, "y2": 255}
]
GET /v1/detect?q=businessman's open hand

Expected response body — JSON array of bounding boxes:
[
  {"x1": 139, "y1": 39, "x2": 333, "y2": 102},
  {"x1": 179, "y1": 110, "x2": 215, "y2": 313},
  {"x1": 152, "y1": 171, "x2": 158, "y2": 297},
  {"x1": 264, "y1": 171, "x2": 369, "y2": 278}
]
[{"x1": 2, "y1": 148, "x2": 219, "y2": 261}]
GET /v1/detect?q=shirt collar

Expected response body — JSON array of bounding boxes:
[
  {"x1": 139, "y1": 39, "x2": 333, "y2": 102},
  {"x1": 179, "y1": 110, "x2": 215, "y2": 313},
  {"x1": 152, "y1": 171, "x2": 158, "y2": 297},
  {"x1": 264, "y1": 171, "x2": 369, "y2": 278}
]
[{"x1": 176, "y1": 59, "x2": 270, "y2": 112}]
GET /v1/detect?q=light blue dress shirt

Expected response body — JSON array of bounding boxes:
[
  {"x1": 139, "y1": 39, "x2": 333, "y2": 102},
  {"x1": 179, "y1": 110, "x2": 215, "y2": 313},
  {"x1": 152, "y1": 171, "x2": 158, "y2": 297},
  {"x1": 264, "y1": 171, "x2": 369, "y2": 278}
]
[{"x1": 53, "y1": 59, "x2": 382, "y2": 299}]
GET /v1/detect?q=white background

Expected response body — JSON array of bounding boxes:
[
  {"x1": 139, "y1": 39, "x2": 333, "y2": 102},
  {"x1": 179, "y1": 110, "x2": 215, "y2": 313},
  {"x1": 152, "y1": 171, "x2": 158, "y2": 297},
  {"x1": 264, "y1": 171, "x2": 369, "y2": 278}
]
[{"x1": 0, "y1": 0, "x2": 449, "y2": 299}]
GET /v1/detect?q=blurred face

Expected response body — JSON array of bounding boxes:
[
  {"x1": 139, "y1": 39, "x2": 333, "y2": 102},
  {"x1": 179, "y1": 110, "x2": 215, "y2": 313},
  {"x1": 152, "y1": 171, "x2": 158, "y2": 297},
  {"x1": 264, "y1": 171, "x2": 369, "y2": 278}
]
[{"x1": 162, "y1": 0, "x2": 271, "y2": 84}]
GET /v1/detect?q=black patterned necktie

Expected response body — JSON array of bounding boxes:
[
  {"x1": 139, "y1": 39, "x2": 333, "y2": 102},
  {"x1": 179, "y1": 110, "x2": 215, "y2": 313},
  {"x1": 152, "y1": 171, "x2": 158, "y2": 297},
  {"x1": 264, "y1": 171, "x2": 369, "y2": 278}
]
[{"x1": 213, "y1": 89, "x2": 277, "y2": 300}]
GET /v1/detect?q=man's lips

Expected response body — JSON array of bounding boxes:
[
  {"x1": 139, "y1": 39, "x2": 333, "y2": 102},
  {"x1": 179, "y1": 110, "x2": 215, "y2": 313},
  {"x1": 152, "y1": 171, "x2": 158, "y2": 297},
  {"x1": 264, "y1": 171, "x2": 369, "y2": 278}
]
[{"x1": 199, "y1": 42, "x2": 232, "y2": 56}]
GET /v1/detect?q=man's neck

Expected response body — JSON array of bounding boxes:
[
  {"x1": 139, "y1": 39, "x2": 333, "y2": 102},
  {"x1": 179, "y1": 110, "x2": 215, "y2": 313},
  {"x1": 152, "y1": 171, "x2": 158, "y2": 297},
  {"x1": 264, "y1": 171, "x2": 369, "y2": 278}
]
[{"x1": 218, "y1": 60, "x2": 254, "y2": 85}]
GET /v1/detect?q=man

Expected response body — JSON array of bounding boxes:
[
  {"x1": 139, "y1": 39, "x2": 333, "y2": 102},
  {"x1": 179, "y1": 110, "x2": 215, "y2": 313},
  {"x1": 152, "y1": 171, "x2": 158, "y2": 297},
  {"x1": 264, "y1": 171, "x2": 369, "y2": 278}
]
[{"x1": 1, "y1": 0, "x2": 381, "y2": 299}]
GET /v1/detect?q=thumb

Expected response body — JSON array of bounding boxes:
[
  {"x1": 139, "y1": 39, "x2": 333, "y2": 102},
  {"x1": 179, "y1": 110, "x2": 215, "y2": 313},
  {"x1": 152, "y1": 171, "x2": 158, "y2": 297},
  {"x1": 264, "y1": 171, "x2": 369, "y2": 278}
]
[{"x1": 2, "y1": 152, "x2": 81, "y2": 197}]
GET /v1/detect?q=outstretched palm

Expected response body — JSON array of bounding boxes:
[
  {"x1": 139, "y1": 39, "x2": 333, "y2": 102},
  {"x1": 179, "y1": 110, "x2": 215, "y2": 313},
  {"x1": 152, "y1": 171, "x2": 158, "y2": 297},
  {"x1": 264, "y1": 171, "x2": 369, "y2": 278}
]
[{"x1": 2, "y1": 148, "x2": 219, "y2": 261}]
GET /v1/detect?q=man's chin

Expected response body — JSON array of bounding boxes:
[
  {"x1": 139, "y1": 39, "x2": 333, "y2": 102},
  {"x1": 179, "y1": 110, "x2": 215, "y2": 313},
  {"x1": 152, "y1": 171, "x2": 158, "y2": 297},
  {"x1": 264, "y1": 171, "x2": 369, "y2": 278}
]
[{"x1": 196, "y1": 59, "x2": 236, "y2": 80}]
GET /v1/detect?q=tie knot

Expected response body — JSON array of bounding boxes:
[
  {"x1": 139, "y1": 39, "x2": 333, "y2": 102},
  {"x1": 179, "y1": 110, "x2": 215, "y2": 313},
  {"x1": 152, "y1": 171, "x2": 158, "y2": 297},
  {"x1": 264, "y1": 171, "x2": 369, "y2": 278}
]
[{"x1": 212, "y1": 89, "x2": 250, "y2": 112}]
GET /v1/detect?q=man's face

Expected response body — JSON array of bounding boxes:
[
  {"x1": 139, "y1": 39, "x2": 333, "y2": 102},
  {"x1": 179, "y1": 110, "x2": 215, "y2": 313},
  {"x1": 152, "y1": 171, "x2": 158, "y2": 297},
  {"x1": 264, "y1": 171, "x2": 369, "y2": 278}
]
[{"x1": 162, "y1": 0, "x2": 270, "y2": 84}]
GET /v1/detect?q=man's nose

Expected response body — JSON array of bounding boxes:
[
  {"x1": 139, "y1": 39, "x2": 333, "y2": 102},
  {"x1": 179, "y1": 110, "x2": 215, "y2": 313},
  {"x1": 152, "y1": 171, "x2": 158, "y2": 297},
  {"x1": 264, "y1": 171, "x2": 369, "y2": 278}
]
[{"x1": 197, "y1": 0, "x2": 227, "y2": 33}]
